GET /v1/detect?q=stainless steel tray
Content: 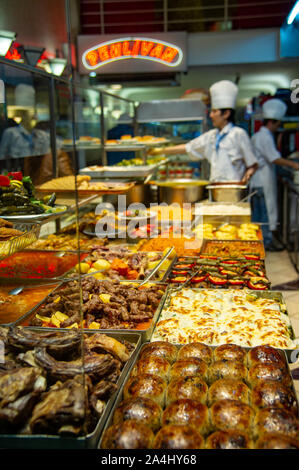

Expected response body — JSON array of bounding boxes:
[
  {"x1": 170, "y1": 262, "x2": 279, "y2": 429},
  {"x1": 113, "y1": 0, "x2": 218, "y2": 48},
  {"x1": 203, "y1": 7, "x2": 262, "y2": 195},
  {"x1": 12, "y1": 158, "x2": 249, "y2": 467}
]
[
  {"x1": 80, "y1": 163, "x2": 158, "y2": 179},
  {"x1": 151, "y1": 288, "x2": 298, "y2": 362},
  {"x1": 15, "y1": 280, "x2": 170, "y2": 343},
  {"x1": 200, "y1": 239, "x2": 265, "y2": 259},
  {"x1": 0, "y1": 329, "x2": 141, "y2": 449},
  {"x1": 1, "y1": 205, "x2": 68, "y2": 222},
  {"x1": 0, "y1": 250, "x2": 89, "y2": 285},
  {"x1": 98, "y1": 342, "x2": 298, "y2": 449},
  {"x1": 193, "y1": 221, "x2": 264, "y2": 242},
  {"x1": 61, "y1": 250, "x2": 177, "y2": 284}
]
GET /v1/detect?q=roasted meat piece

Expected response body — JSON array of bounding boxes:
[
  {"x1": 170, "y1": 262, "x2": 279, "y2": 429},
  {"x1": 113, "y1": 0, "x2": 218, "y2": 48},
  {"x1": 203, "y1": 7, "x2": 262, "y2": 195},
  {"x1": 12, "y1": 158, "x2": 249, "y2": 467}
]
[
  {"x1": 7, "y1": 327, "x2": 81, "y2": 359},
  {"x1": 34, "y1": 347, "x2": 120, "y2": 383},
  {"x1": 0, "y1": 367, "x2": 46, "y2": 432},
  {"x1": 84, "y1": 333, "x2": 130, "y2": 363},
  {"x1": 29, "y1": 377, "x2": 88, "y2": 436}
]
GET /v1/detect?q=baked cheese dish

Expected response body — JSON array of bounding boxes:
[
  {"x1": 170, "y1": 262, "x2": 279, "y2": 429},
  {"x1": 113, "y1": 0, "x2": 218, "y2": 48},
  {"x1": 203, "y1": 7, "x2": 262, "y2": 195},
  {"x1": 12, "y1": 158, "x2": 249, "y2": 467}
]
[{"x1": 151, "y1": 289, "x2": 296, "y2": 349}]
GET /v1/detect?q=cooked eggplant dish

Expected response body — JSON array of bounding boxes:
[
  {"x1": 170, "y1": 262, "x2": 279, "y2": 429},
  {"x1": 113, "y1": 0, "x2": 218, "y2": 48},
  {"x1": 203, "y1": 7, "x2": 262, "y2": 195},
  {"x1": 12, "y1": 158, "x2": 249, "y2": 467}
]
[{"x1": 0, "y1": 172, "x2": 60, "y2": 216}]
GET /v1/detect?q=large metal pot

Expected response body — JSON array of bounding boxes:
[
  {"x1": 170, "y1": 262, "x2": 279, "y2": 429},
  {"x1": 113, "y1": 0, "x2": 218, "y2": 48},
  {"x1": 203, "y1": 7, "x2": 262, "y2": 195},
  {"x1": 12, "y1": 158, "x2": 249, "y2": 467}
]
[
  {"x1": 155, "y1": 179, "x2": 208, "y2": 204},
  {"x1": 207, "y1": 184, "x2": 248, "y2": 203},
  {"x1": 102, "y1": 182, "x2": 154, "y2": 206}
]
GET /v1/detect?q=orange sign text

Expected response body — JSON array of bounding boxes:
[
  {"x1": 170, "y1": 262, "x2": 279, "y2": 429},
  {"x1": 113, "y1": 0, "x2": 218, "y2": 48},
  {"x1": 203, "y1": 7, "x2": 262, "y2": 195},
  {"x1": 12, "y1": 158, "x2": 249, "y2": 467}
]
[{"x1": 82, "y1": 37, "x2": 183, "y2": 70}]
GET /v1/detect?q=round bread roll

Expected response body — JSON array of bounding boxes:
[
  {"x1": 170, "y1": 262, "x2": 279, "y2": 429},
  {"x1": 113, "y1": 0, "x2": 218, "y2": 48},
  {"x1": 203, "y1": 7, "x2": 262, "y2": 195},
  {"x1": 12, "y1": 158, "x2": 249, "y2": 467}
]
[
  {"x1": 177, "y1": 343, "x2": 213, "y2": 364},
  {"x1": 251, "y1": 380, "x2": 298, "y2": 414},
  {"x1": 113, "y1": 397, "x2": 162, "y2": 431},
  {"x1": 248, "y1": 345, "x2": 286, "y2": 368},
  {"x1": 254, "y1": 407, "x2": 299, "y2": 440},
  {"x1": 101, "y1": 420, "x2": 154, "y2": 449},
  {"x1": 166, "y1": 376, "x2": 208, "y2": 406},
  {"x1": 131, "y1": 355, "x2": 171, "y2": 382},
  {"x1": 255, "y1": 433, "x2": 299, "y2": 449},
  {"x1": 214, "y1": 344, "x2": 247, "y2": 364},
  {"x1": 248, "y1": 363, "x2": 292, "y2": 388},
  {"x1": 210, "y1": 399, "x2": 254, "y2": 434},
  {"x1": 169, "y1": 358, "x2": 208, "y2": 382},
  {"x1": 123, "y1": 374, "x2": 167, "y2": 407},
  {"x1": 206, "y1": 430, "x2": 253, "y2": 449},
  {"x1": 208, "y1": 360, "x2": 247, "y2": 384},
  {"x1": 153, "y1": 424, "x2": 204, "y2": 449},
  {"x1": 140, "y1": 342, "x2": 178, "y2": 364},
  {"x1": 207, "y1": 379, "x2": 251, "y2": 405},
  {"x1": 162, "y1": 399, "x2": 209, "y2": 435}
]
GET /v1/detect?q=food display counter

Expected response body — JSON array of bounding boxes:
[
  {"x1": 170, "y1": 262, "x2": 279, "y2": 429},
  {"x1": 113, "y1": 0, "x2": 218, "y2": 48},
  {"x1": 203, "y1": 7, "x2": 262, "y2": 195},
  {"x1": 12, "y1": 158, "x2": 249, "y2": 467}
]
[
  {"x1": 0, "y1": 55, "x2": 298, "y2": 452},
  {"x1": 0, "y1": 191, "x2": 299, "y2": 449}
]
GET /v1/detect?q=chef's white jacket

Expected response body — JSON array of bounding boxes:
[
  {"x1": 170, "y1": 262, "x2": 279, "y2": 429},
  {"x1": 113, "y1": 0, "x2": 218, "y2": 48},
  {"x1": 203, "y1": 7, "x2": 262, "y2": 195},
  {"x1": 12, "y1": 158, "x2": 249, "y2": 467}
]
[
  {"x1": 185, "y1": 123, "x2": 257, "y2": 182},
  {"x1": 249, "y1": 126, "x2": 281, "y2": 230}
]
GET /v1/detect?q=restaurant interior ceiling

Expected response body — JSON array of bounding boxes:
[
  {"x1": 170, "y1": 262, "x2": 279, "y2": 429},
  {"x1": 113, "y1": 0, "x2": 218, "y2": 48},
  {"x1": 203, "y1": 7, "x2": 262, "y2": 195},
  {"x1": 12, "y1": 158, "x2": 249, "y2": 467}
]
[{"x1": 0, "y1": 0, "x2": 297, "y2": 104}]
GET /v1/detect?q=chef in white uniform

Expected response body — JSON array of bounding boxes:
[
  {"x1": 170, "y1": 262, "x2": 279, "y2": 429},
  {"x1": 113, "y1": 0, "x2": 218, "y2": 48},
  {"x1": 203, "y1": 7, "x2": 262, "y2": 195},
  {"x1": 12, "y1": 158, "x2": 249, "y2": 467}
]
[
  {"x1": 148, "y1": 80, "x2": 258, "y2": 183},
  {"x1": 250, "y1": 98, "x2": 299, "y2": 250}
]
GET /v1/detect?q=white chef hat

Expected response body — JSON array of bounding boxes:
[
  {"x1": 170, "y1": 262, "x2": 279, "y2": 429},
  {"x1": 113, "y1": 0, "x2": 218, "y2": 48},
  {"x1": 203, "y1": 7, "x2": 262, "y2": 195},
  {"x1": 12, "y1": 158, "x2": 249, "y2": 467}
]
[
  {"x1": 262, "y1": 98, "x2": 287, "y2": 120},
  {"x1": 210, "y1": 80, "x2": 238, "y2": 110}
]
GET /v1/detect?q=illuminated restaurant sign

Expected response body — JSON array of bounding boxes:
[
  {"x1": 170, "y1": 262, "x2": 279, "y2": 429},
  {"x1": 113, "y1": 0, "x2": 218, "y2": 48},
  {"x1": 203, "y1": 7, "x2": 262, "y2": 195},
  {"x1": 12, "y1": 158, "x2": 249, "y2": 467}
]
[{"x1": 82, "y1": 37, "x2": 184, "y2": 70}]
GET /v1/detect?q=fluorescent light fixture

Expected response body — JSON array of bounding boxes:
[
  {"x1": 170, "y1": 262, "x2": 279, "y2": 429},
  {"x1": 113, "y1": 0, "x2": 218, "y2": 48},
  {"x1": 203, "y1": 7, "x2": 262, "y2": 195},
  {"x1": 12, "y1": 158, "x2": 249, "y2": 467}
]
[
  {"x1": 43, "y1": 58, "x2": 67, "y2": 76},
  {"x1": 110, "y1": 84, "x2": 122, "y2": 90},
  {"x1": 0, "y1": 30, "x2": 16, "y2": 56},
  {"x1": 287, "y1": 0, "x2": 299, "y2": 24},
  {"x1": 22, "y1": 45, "x2": 45, "y2": 67}
]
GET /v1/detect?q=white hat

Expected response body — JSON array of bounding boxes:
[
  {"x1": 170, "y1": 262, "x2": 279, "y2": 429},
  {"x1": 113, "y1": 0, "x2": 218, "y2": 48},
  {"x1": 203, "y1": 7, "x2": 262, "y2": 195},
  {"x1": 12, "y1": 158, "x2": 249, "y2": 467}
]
[
  {"x1": 262, "y1": 98, "x2": 287, "y2": 120},
  {"x1": 210, "y1": 80, "x2": 238, "y2": 110}
]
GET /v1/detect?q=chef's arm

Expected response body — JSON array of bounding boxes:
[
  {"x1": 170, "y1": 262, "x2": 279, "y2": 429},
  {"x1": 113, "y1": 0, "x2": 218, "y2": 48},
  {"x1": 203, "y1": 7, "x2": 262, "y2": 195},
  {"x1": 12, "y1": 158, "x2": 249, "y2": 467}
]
[
  {"x1": 273, "y1": 157, "x2": 299, "y2": 171},
  {"x1": 147, "y1": 144, "x2": 187, "y2": 156},
  {"x1": 241, "y1": 163, "x2": 258, "y2": 184}
]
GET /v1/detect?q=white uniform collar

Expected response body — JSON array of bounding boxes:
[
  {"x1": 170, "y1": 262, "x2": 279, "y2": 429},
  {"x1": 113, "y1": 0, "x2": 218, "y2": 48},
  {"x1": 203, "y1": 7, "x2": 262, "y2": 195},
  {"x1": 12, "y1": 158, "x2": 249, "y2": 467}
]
[{"x1": 217, "y1": 122, "x2": 234, "y2": 136}]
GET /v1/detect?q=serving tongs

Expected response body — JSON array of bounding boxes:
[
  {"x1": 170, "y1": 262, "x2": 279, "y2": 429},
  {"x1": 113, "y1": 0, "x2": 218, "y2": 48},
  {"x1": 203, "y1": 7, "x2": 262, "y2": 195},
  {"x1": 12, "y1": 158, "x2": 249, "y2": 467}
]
[{"x1": 139, "y1": 246, "x2": 175, "y2": 287}]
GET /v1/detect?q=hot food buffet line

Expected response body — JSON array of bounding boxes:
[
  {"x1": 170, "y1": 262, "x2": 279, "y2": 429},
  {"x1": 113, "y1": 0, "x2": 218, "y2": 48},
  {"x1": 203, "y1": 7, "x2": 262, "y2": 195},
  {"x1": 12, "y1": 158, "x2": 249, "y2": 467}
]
[{"x1": 0, "y1": 173, "x2": 298, "y2": 450}]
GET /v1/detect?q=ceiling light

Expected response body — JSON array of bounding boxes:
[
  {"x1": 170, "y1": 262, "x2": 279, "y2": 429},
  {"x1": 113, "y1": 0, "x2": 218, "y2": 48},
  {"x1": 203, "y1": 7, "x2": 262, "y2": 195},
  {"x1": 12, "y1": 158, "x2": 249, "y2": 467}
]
[
  {"x1": 89, "y1": 71, "x2": 96, "y2": 77},
  {"x1": 43, "y1": 58, "x2": 67, "y2": 76},
  {"x1": 287, "y1": 0, "x2": 299, "y2": 24},
  {"x1": 110, "y1": 84, "x2": 122, "y2": 90},
  {"x1": 0, "y1": 30, "x2": 16, "y2": 56},
  {"x1": 21, "y1": 45, "x2": 45, "y2": 67}
]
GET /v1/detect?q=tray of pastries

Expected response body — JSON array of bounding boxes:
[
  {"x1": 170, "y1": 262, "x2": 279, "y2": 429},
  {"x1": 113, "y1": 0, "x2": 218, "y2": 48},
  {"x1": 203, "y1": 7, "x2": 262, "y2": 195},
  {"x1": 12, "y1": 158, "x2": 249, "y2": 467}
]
[{"x1": 99, "y1": 342, "x2": 299, "y2": 449}]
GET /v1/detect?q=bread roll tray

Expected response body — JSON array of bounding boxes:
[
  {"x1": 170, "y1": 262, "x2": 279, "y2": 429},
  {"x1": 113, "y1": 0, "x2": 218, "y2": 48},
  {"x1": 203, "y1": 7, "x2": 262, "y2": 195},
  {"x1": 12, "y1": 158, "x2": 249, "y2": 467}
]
[{"x1": 98, "y1": 341, "x2": 298, "y2": 449}]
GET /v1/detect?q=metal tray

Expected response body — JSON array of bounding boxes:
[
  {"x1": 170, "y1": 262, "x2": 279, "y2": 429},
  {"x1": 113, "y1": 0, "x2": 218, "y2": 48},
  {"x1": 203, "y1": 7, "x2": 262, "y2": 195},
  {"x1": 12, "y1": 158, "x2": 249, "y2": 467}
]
[
  {"x1": 1, "y1": 205, "x2": 68, "y2": 222},
  {"x1": 200, "y1": 239, "x2": 265, "y2": 259},
  {"x1": 98, "y1": 342, "x2": 298, "y2": 449},
  {"x1": 0, "y1": 281, "x2": 61, "y2": 326},
  {"x1": 15, "y1": 280, "x2": 171, "y2": 343},
  {"x1": 151, "y1": 288, "x2": 298, "y2": 362},
  {"x1": 192, "y1": 221, "x2": 263, "y2": 242},
  {"x1": 0, "y1": 222, "x2": 41, "y2": 260},
  {"x1": 62, "y1": 249, "x2": 176, "y2": 284},
  {"x1": 80, "y1": 163, "x2": 158, "y2": 179},
  {"x1": 0, "y1": 329, "x2": 141, "y2": 449},
  {"x1": 167, "y1": 257, "x2": 270, "y2": 290},
  {"x1": 0, "y1": 250, "x2": 89, "y2": 285}
]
